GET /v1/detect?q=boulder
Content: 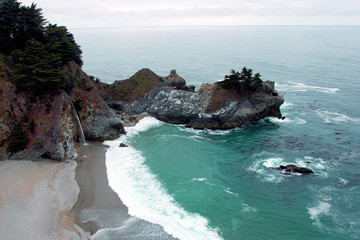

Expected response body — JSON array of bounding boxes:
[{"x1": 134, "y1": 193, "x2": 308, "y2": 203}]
[
  {"x1": 276, "y1": 164, "x2": 314, "y2": 175},
  {"x1": 161, "y1": 70, "x2": 186, "y2": 89}
]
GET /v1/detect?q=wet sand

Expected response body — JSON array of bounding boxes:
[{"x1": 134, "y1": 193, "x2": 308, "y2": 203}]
[
  {"x1": 74, "y1": 141, "x2": 178, "y2": 240},
  {"x1": 74, "y1": 142, "x2": 130, "y2": 234}
]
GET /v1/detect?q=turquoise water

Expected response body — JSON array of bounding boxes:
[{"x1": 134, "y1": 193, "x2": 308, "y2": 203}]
[{"x1": 73, "y1": 26, "x2": 360, "y2": 239}]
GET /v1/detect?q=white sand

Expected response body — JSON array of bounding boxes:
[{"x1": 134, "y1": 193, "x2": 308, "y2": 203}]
[{"x1": 0, "y1": 160, "x2": 89, "y2": 240}]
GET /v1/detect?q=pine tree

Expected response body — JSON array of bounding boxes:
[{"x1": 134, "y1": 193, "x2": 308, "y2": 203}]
[{"x1": 12, "y1": 39, "x2": 68, "y2": 93}]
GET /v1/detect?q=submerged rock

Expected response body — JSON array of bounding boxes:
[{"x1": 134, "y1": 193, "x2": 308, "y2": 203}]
[{"x1": 276, "y1": 164, "x2": 314, "y2": 175}]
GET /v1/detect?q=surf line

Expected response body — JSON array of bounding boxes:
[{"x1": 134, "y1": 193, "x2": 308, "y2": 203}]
[{"x1": 104, "y1": 117, "x2": 223, "y2": 240}]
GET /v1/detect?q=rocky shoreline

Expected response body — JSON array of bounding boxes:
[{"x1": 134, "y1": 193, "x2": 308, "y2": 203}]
[
  {"x1": 0, "y1": 59, "x2": 284, "y2": 238},
  {"x1": 1, "y1": 60, "x2": 284, "y2": 162}
]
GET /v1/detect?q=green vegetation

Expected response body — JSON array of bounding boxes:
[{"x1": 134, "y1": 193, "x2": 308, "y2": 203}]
[
  {"x1": 0, "y1": 0, "x2": 83, "y2": 93},
  {"x1": 45, "y1": 100, "x2": 52, "y2": 113},
  {"x1": 72, "y1": 98, "x2": 84, "y2": 112},
  {"x1": 218, "y1": 67, "x2": 263, "y2": 91},
  {"x1": 7, "y1": 122, "x2": 30, "y2": 153}
]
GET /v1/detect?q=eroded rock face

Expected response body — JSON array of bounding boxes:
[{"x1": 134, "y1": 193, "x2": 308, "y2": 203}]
[
  {"x1": 66, "y1": 61, "x2": 126, "y2": 141},
  {"x1": 160, "y1": 70, "x2": 186, "y2": 89},
  {"x1": 123, "y1": 80, "x2": 284, "y2": 129},
  {"x1": 0, "y1": 89, "x2": 78, "y2": 161},
  {"x1": 0, "y1": 61, "x2": 125, "y2": 161}
]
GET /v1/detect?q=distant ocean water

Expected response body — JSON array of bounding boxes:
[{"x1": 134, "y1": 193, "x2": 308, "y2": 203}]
[{"x1": 72, "y1": 26, "x2": 360, "y2": 240}]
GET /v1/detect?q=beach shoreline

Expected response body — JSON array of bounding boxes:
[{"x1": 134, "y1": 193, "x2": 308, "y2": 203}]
[
  {"x1": 73, "y1": 141, "x2": 131, "y2": 235},
  {"x1": 74, "y1": 140, "x2": 178, "y2": 240}
]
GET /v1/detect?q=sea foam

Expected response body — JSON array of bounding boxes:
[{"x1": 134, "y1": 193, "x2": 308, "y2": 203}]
[
  {"x1": 315, "y1": 109, "x2": 360, "y2": 123},
  {"x1": 249, "y1": 153, "x2": 327, "y2": 183},
  {"x1": 276, "y1": 82, "x2": 340, "y2": 93},
  {"x1": 104, "y1": 117, "x2": 223, "y2": 240}
]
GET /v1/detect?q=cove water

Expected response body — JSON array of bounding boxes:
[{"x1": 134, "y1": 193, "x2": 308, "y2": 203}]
[{"x1": 73, "y1": 26, "x2": 360, "y2": 240}]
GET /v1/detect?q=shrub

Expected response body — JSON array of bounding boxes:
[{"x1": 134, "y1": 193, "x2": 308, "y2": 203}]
[
  {"x1": 72, "y1": 98, "x2": 84, "y2": 112},
  {"x1": 7, "y1": 122, "x2": 29, "y2": 153}
]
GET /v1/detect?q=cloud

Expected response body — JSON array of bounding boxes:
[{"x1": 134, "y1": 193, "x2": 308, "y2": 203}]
[{"x1": 20, "y1": 0, "x2": 360, "y2": 28}]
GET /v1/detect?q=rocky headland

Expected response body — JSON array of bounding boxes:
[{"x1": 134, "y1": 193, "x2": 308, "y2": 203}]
[
  {"x1": 101, "y1": 68, "x2": 284, "y2": 130},
  {"x1": 1, "y1": 56, "x2": 284, "y2": 161}
]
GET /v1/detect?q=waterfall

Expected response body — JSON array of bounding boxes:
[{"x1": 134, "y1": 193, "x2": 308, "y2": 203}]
[{"x1": 70, "y1": 102, "x2": 86, "y2": 144}]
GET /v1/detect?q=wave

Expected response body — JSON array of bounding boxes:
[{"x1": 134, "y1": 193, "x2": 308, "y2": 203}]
[
  {"x1": 178, "y1": 126, "x2": 232, "y2": 136},
  {"x1": 315, "y1": 109, "x2": 360, "y2": 123},
  {"x1": 268, "y1": 116, "x2": 307, "y2": 125},
  {"x1": 104, "y1": 117, "x2": 223, "y2": 240},
  {"x1": 308, "y1": 201, "x2": 331, "y2": 222},
  {"x1": 276, "y1": 82, "x2": 340, "y2": 93}
]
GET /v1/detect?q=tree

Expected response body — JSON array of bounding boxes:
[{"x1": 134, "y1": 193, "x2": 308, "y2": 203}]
[
  {"x1": 218, "y1": 67, "x2": 263, "y2": 91},
  {"x1": 0, "y1": 0, "x2": 46, "y2": 54},
  {"x1": 0, "y1": 0, "x2": 84, "y2": 93},
  {"x1": 45, "y1": 24, "x2": 83, "y2": 66},
  {"x1": 12, "y1": 39, "x2": 68, "y2": 93}
]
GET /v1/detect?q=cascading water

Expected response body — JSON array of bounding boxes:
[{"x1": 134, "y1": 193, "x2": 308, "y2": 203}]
[{"x1": 70, "y1": 102, "x2": 86, "y2": 144}]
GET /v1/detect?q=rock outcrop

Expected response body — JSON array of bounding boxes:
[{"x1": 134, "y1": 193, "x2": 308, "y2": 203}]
[
  {"x1": 275, "y1": 164, "x2": 314, "y2": 175},
  {"x1": 64, "y1": 61, "x2": 125, "y2": 141},
  {"x1": 0, "y1": 60, "x2": 125, "y2": 161},
  {"x1": 107, "y1": 69, "x2": 284, "y2": 130},
  {"x1": 0, "y1": 87, "x2": 78, "y2": 161}
]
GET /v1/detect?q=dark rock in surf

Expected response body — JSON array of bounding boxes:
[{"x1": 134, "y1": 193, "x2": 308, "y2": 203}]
[
  {"x1": 119, "y1": 143, "x2": 128, "y2": 147},
  {"x1": 276, "y1": 164, "x2": 314, "y2": 175}
]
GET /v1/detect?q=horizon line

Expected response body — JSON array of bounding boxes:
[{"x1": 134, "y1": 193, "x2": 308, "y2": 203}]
[{"x1": 69, "y1": 24, "x2": 360, "y2": 30}]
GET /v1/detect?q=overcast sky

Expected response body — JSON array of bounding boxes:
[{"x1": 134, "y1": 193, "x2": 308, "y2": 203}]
[{"x1": 21, "y1": 0, "x2": 360, "y2": 28}]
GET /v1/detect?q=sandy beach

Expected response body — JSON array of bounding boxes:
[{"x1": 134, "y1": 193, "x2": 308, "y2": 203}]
[
  {"x1": 74, "y1": 142, "x2": 130, "y2": 234},
  {"x1": 0, "y1": 160, "x2": 88, "y2": 240},
  {"x1": 74, "y1": 141, "x2": 177, "y2": 240},
  {"x1": 0, "y1": 140, "x2": 176, "y2": 240}
]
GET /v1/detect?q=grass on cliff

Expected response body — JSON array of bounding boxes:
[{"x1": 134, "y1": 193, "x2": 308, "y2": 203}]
[{"x1": 103, "y1": 69, "x2": 161, "y2": 103}]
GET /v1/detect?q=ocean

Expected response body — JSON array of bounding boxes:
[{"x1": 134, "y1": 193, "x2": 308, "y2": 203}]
[{"x1": 72, "y1": 26, "x2": 360, "y2": 240}]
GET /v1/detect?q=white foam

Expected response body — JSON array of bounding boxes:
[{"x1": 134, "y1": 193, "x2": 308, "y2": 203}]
[
  {"x1": 308, "y1": 201, "x2": 331, "y2": 221},
  {"x1": 193, "y1": 178, "x2": 207, "y2": 182},
  {"x1": 104, "y1": 117, "x2": 223, "y2": 240},
  {"x1": 248, "y1": 156, "x2": 286, "y2": 183},
  {"x1": 280, "y1": 101, "x2": 294, "y2": 110},
  {"x1": 241, "y1": 203, "x2": 258, "y2": 213},
  {"x1": 315, "y1": 109, "x2": 360, "y2": 123},
  {"x1": 268, "y1": 117, "x2": 307, "y2": 125},
  {"x1": 339, "y1": 178, "x2": 349, "y2": 185},
  {"x1": 249, "y1": 154, "x2": 328, "y2": 183},
  {"x1": 276, "y1": 82, "x2": 340, "y2": 93},
  {"x1": 262, "y1": 157, "x2": 286, "y2": 168}
]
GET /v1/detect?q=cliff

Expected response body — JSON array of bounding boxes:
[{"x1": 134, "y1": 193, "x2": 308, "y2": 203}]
[
  {"x1": 103, "y1": 69, "x2": 284, "y2": 129},
  {"x1": 0, "y1": 58, "x2": 125, "y2": 161},
  {"x1": 1, "y1": 55, "x2": 283, "y2": 161}
]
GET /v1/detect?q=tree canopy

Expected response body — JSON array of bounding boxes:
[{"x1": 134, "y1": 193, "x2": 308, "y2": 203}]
[
  {"x1": 0, "y1": 0, "x2": 83, "y2": 93},
  {"x1": 218, "y1": 67, "x2": 263, "y2": 91}
]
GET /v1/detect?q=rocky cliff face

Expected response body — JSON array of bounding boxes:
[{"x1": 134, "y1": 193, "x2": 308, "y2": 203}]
[
  {"x1": 107, "y1": 69, "x2": 284, "y2": 130},
  {"x1": 64, "y1": 62, "x2": 125, "y2": 141},
  {"x1": 0, "y1": 60, "x2": 125, "y2": 161},
  {"x1": 0, "y1": 85, "x2": 78, "y2": 161}
]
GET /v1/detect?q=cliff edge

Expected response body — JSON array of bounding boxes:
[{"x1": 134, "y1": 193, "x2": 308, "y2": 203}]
[{"x1": 0, "y1": 58, "x2": 125, "y2": 161}]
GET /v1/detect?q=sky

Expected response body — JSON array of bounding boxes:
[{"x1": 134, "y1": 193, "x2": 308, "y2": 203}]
[{"x1": 20, "y1": 0, "x2": 360, "y2": 29}]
